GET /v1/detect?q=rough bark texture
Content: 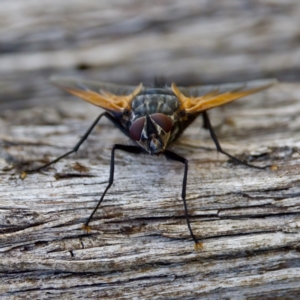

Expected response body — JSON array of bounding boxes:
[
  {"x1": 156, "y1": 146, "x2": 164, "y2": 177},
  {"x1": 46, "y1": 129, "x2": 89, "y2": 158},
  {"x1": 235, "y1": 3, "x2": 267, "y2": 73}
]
[{"x1": 1, "y1": 1, "x2": 300, "y2": 299}]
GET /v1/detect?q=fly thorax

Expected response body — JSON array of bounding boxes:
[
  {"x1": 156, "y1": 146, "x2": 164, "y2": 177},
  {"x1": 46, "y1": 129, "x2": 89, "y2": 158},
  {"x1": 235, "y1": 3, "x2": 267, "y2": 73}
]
[
  {"x1": 131, "y1": 91, "x2": 179, "y2": 117},
  {"x1": 129, "y1": 89, "x2": 180, "y2": 154}
]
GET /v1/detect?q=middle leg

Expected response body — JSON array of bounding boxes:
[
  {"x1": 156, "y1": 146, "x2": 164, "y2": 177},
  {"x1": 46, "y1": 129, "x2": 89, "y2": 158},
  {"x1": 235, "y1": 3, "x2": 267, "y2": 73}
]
[{"x1": 202, "y1": 111, "x2": 268, "y2": 169}]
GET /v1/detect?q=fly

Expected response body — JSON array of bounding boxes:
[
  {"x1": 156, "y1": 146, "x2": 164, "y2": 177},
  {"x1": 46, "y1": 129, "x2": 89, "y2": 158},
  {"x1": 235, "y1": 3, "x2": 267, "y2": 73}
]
[{"x1": 25, "y1": 76, "x2": 277, "y2": 250}]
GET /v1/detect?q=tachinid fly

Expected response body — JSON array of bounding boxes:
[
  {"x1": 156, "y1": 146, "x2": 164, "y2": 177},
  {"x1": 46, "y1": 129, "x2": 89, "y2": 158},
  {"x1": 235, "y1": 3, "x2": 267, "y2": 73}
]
[{"x1": 26, "y1": 76, "x2": 277, "y2": 250}]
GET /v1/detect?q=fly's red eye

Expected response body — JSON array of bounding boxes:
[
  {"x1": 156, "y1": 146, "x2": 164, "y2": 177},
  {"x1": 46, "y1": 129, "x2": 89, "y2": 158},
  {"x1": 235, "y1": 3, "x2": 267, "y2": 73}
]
[
  {"x1": 130, "y1": 117, "x2": 145, "y2": 140},
  {"x1": 151, "y1": 113, "x2": 172, "y2": 133}
]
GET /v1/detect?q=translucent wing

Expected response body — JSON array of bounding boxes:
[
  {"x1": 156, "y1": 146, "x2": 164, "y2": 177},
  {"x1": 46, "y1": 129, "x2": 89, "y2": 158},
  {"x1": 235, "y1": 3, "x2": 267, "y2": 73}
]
[
  {"x1": 172, "y1": 79, "x2": 278, "y2": 113},
  {"x1": 50, "y1": 76, "x2": 143, "y2": 112}
]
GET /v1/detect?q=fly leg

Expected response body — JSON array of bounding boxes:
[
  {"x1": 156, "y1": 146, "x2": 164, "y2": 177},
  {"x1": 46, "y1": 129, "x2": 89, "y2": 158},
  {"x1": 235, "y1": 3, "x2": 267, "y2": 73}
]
[
  {"x1": 164, "y1": 150, "x2": 202, "y2": 250},
  {"x1": 26, "y1": 112, "x2": 119, "y2": 173},
  {"x1": 202, "y1": 111, "x2": 268, "y2": 169},
  {"x1": 83, "y1": 144, "x2": 142, "y2": 230}
]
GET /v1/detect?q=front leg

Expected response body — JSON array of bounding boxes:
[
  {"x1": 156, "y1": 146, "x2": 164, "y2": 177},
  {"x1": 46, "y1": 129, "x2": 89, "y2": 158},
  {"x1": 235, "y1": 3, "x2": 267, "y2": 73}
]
[
  {"x1": 83, "y1": 144, "x2": 142, "y2": 230},
  {"x1": 164, "y1": 150, "x2": 202, "y2": 250}
]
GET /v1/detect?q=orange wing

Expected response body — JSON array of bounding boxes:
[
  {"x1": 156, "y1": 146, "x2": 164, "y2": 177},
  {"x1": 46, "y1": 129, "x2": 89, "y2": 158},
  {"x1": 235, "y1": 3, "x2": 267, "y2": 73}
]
[
  {"x1": 50, "y1": 76, "x2": 143, "y2": 112},
  {"x1": 172, "y1": 79, "x2": 278, "y2": 113}
]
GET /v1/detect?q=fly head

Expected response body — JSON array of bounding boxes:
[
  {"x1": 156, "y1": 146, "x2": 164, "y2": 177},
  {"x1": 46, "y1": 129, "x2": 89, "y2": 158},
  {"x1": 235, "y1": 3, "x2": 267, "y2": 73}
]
[{"x1": 129, "y1": 113, "x2": 173, "y2": 155}]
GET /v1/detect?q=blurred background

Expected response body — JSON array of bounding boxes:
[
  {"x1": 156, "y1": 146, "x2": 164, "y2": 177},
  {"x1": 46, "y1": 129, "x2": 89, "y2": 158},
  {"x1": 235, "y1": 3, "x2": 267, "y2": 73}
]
[{"x1": 1, "y1": 0, "x2": 300, "y2": 111}]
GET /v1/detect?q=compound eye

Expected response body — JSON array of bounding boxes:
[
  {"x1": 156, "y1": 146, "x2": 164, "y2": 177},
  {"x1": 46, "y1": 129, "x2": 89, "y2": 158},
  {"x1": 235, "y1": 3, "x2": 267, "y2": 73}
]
[
  {"x1": 130, "y1": 117, "x2": 145, "y2": 140},
  {"x1": 151, "y1": 113, "x2": 172, "y2": 133}
]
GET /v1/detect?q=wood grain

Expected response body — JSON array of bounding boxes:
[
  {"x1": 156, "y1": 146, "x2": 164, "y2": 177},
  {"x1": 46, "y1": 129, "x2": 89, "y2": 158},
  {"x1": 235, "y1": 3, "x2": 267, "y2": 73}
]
[{"x1": 1, "y1": 82, "x2": 300, "y2": 299}]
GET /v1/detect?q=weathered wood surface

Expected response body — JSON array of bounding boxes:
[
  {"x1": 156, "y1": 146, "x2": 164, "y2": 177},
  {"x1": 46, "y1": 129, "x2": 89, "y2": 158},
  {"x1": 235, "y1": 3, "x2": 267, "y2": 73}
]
[
  {"x1": 1, "y1": 1, "x2": 300, "y2": 299},
  {"x1": 2, "y1": 82, "x2": 300, "y2": 299}
]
